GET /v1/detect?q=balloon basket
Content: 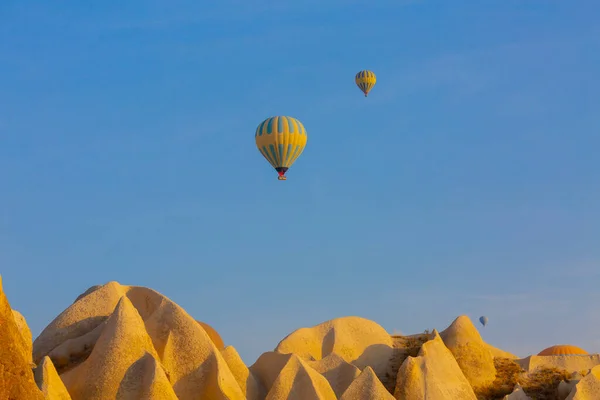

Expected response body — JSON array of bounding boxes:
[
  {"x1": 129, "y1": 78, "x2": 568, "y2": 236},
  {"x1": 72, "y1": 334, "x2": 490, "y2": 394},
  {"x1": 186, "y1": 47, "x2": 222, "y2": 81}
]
[{"x1": 278, "y1": 176, "x2": 287, "y2": 181}]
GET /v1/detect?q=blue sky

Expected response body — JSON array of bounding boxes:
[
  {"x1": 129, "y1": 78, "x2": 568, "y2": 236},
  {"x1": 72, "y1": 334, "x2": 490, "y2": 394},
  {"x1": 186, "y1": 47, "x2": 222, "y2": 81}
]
[{"x1": 1, "y1": 0, "x2": 599, "y2": 364}]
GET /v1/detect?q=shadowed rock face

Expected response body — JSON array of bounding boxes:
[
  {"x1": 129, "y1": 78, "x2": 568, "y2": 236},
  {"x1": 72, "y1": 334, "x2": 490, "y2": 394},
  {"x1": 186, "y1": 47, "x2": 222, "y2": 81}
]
[
  {"x1": 0, "y1": 276, "x2": 44, "y2": 400},
  {"x1": 33, "y1": 357, "x2": 72, "y2": 400}
]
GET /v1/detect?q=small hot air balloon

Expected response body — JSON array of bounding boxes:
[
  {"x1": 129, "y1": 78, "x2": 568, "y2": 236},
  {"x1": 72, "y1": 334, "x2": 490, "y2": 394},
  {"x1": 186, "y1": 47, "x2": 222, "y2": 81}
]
[
  {"x1": 355, "y1": 70, "x2": 376, "y2": 97},
  {"x1": 479, "y1": 316, "x2": 489, "y2": 327},
  {"x1": 255, "y1": 116, "x2": 308, "y2": 180}
]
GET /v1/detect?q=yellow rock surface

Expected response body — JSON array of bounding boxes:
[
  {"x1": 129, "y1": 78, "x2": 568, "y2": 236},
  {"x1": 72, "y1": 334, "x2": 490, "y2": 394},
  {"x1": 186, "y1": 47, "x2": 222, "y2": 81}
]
[
  {"x1": 12, "y1": 310, "x2": 33, "y2": 365},
  {"x1": 143, "y1": 298, "x2": 245, "y2": 400},
  {"x1": 251, "y1": 352, "x2": 297, "y2": 393},
  {"x1": 197, "y1": 320, "x2": 225, "y2": 350},
  {"x1": 264, "y1": 354, "x2": 337, "y2": 400},
  {"x1": 440, "y1": 315, "x2": 497, "y2": 388},
  {"x1": 0, "y1": 276, "x2": 44, "y2": 400},
  {"x1": 221, "y1": 345, "x2": 265, "y2": 400},
  {"x1": 339, "y1": 366, "x2": 395, "y2": 400},
  {"x1": 60, "y1": 296, "x2": 160, "y2": 399},
  {"x1": 394, "y1": 331, "x2": 477, "y2": 400},
  {"x1": 307, "y1": 353, "x2": 361, "y2": 398},
  {"x1": 488, "y1": 343, "x2": 518, "y2": 359},
  {"x1": 566, "y1": 365, "x2": 600, "y2": 400},
  {"x1": 33, "y1": 356, "x2": 72, "y2": 400},
  {"x1": 33, "y1": 281, "x2": 130, "y2": 364},
  {"x1": 33, "y1": 281, "x2": 246, "y2": 400},
  {"x1": 275, "y1": 316, "x2": 394, "y2": 377},
  {"x1": 116, "y1": 352, "x2": 178, "y2": 400},
  {"x1": 516, "y1": 354, "x2": 600, "y2": 374}
]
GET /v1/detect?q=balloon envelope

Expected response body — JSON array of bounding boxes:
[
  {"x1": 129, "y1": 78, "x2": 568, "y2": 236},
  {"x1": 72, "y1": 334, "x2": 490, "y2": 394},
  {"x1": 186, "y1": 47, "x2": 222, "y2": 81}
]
[
  {"x1": 479, "y1": 316, "x2": 488, "y2": 326},
  {"x1": 355, "y1": 70, "x2": 377, "y2": 97},
  {"x1": 255, "y1": 116, "x2": 308, "y2": 180},
  {"x1": 538, "y1": 345, "x2": 587, "y2": 356}
]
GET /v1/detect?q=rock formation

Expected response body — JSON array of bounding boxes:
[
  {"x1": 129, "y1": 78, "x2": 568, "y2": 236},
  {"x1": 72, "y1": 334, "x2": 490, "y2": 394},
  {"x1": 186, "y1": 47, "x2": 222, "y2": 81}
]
[
  {"x1": 221, "y1": 345, "x2": 265, "y2": 400},
  {"x1": 33, "y1": 356, "x2": 72, "y2": 400},
  {"x1": 440, "y1": 315, "x2": 497, "y2": 388},
  {"x1": 264, "y1": 355, "x2": 337, "y2": 399},
  {"x1": 33, "y1": 281, "x2": 245, "y2": 400},
  {"x1": 516, "y1": 354, "x2": 600, "y2": 374},
  {"x1": 488, "y1": 343, "x2": 518, "y2": 359},
  {"x1": 339, "y1": 366, "x2": 395, "y2": 400},
  {"x1": 12, "y1": 310, "x2": 34, "y2": 365},
  {"x1": 0, "y1": 277, "x2": 595, "y2": 399},
  {"x1": 197, "y1": 320, "x2": 225, "y2": 350},
  {"x1": 275, "y1": 316, "x2": 394, "y2": 378},
  {"x1": 0, "y1": 275, "x2": 44, "y2": 399},
  {"x1": 566, "y1": 365, "x2": 600, "y2": 400},
  {"x1": 503, "y1": 383, "x2": 531, "y2": 400},
  {"x1": 307, "y1": 353, "x2": 361, "y2": 398},
  {"x1": 58, "y1": 296, "x2": 163, "y2": 399},
  {"x1": 394, "y1": 330, "x2": 478, "y2": 399}
]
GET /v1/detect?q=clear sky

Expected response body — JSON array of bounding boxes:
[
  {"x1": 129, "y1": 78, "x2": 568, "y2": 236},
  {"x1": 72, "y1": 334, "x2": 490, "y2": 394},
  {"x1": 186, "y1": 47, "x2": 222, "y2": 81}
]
[{"x1": 1, "y1": 0, "x2": 599, "y2": 365}]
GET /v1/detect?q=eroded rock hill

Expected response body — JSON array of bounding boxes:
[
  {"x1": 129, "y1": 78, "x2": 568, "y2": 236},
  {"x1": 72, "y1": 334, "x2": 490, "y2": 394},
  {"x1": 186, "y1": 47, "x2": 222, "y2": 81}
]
[{"x1": 1, "y1": 278, "x2": 597, "y2": 400}]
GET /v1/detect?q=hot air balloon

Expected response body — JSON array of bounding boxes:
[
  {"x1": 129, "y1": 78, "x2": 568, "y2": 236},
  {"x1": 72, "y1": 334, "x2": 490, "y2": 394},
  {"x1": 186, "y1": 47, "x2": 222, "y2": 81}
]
[
  {"x1": 538, "y1": 345, "x2": 588, "y2": 356},
  {"x1": 355, "y1": 70, "x2": 376, "y2": 97},
  {"x1": 479, "y1": 316, "x2": 488, "y2": 327},
  {"x1": 255, "y1": 116, "x2": 308, "y2": 180}
]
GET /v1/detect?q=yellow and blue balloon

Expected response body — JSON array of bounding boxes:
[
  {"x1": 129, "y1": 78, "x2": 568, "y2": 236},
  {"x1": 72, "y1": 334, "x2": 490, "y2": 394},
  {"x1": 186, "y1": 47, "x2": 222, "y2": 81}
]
[
  {"x1": 355, "y1": 70, "x2": 377, "y2": 97},
  {"x1": 255, "y1": 116, "x2": 308, "y2": 180}
]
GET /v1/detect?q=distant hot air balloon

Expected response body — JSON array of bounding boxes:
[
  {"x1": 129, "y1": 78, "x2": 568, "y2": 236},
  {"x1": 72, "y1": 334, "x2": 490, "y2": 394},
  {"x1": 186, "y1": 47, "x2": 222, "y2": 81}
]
[
  {"x1": 355, "y1": 70, "x2": 376, "y2": 97},
  {"x1": 479, "y1": 316, "x2": 488, "y2": 327},
  {"x1": 538, "y1": 345, "x2": 588, "y2": 356},
  {"x1": 255, "y1": 116, "x2": 308, "y2": 180}
]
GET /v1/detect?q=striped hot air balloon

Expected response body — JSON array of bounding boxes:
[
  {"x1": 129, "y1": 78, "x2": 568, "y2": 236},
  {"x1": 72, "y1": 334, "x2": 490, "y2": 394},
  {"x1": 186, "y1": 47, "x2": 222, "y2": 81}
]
[
  {"x1": 538, "y1": 345, "x2": 588, "y2": 356},
  {"x1": 355, "y1": 70, "x2": 377, "y2": 97},
  {"x1": 255, "y1": 116, "x2": 308, "y2": 180}
]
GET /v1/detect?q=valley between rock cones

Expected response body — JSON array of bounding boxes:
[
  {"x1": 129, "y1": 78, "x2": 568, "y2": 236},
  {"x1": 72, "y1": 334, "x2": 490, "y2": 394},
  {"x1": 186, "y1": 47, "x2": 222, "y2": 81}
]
[{"x1": 1, "y1": 278, "x2": 599, "y2": 400}]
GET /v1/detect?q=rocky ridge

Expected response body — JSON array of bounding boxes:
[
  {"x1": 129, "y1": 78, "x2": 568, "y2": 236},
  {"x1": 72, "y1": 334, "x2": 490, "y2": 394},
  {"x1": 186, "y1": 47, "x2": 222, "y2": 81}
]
[{"x1": 1, "y1": 278, "x2": 599, "y2": 399}]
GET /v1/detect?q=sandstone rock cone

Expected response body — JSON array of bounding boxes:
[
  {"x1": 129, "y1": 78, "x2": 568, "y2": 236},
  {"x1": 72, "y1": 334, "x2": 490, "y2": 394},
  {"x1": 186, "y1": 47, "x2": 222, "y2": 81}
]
[
  {"x1": 0, "y1": 275, "x2": 44, "y2": 399},
  {"x1": 59, "y1": 296, "x2": 161, "y2": 399},
  {"x1": 264, "y1": 354, "x2": 337, "y2": 400},
  {"x1": 33, "y1": 356, "x2": 72, "y2": 400},
  {"x1": 339, "y1": 366, "x2": 395, "y2": 400},
  {"x1": 221, "y1": 345, "x2": 265, "y2": 400},
  {"x1": 394, "y1": 330, "x2": 477, "y2": 399},
  {"x1": 439, "y1": 315, "x2": 497, "y2": 388}
]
